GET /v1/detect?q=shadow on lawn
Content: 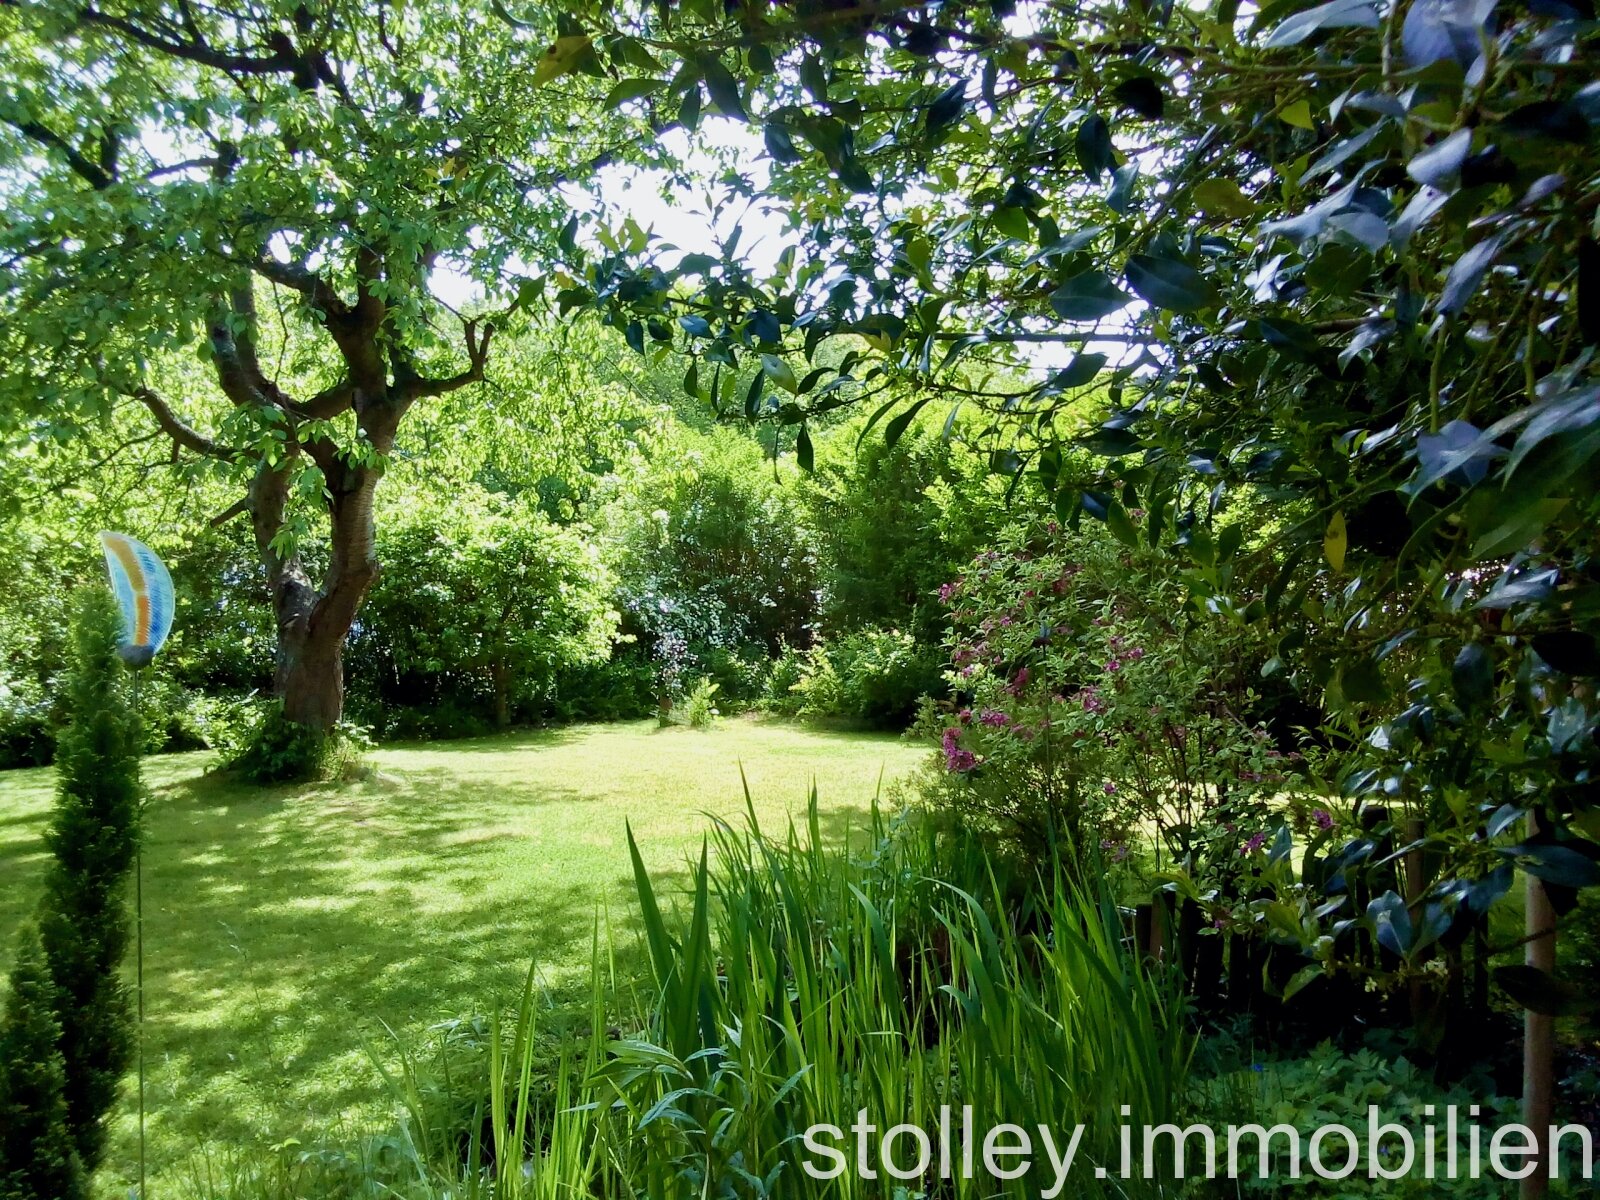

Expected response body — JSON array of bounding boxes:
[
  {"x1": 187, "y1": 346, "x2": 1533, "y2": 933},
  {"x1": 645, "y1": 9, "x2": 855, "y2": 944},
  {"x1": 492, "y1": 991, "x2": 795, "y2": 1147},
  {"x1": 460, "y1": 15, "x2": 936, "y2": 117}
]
[
  {"x1": 118, "y1": 766, "x2": 654, "y2": 1178},
  {"x1": 0, "y1": 731, "x2": 906, "y2": 1190}
]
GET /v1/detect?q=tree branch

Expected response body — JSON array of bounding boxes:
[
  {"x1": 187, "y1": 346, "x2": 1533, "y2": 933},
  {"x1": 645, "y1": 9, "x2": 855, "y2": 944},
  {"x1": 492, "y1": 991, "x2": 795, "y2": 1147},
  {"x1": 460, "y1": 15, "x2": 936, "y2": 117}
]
[
  {"x1": 3, "y1": 115, "x2": 115, "y2": 189},
  {"x1": 72, "y1": 5, "x2": 315, "y2": 84},
  {"x1": 129, "y1": 386, "x2": 240, "y2": 460},
  {"x1": 398, "y1": 319, "x2": 494, "y2": 403},
  {"x1": 250, "y1": 255, "x2": 350, "y2": 320}
]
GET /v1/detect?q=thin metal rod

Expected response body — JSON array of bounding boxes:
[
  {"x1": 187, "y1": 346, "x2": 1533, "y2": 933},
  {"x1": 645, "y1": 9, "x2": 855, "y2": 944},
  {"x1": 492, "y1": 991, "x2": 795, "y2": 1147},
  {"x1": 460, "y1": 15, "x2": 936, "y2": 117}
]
[{"x1": 133, "y1": 667, "x2": 146, "y2": 1200}]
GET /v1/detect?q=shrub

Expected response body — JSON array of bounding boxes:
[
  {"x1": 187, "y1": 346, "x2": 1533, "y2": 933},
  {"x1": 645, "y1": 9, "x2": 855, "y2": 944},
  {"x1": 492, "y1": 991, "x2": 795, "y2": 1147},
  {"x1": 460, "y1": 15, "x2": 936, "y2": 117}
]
[
  {"x1": 832, "y1": 626, "x2": 945, "y2": 728},
  {"x1": 545, "y1": 651, "x2": 656, "y2": 723},
  {"x1": 1190, "y1": 1036, "x2": 1520, "y2": 1198},
  {"x1": 924, "y1": 520, "x2": 1313, "y2": 875},
  {"x1": 0, "y1": 924, "x2": 87, "y2": 1200},
  {"x1": 36, "y1": 587, "x2": 142, "y2": 1172},
  {"x1": 679, "y1": 676, "x2": 720, "y2": 729},
  {"x1": 779, "y1": 628, "x2": 945, "y2": 728},
  {"x1": 602, "y1": 427, "x2": 817, "y2": 689},
  {"x1": 800, "y1": 413, "x2": 1004, "y2": 642},
  {"x1": 763, "y1": 641, "x2": 809, "y2": 715},
  {"x1": 223, "y1": 702, "x2": 372, "y2": 784},
  {"x1": 351, "y1": 486, "x2": 618, "y2": 731}
]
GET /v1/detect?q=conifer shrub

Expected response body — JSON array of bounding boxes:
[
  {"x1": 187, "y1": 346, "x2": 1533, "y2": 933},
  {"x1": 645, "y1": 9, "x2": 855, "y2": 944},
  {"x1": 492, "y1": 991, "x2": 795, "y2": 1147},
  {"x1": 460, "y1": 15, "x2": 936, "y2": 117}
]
[
  {"x1": 35, "y1": 586, "x2": 142, "y2": 1172},
  {"x1": 0, "y1": 924, "x2": 88, "y2": 1200}
]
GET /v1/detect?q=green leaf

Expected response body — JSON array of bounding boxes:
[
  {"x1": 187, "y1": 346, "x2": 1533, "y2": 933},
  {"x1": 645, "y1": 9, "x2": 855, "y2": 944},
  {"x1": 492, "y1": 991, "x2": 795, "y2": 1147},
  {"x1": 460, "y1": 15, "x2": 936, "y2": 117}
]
[
  {"x1": 1366, "y1": 891, "x2": 1412, "y2": 957},
  {"x1": 678, "y1": 85, "x2": 702, "y2": 132},
  {"x1": 992, "y1": 205, "x2": 1031, "y2": 240},
  {"x1": 1407, "y1": 127, "x2": 1472, "y2": 188},
  {"x1": 1106, "y1": 498, "x2": 1139, "y2": 546},
  {"x1": 1282, "y1": 963, "x2": 1324, "y2": 1002},
  {"x1": 763, "y1": 121, "x2": 803, "y2": 164},
  {"x1": 1264, "y1": 0, "x2": 1378, "y2": 48},
  {"x1": 1280, "y1": 98, "x2": 1315, "y2": 129},
  {"x1": 925, "y1": 82, "x2": 968, "y2": 135},
  {"x1": 1503, "y1": 842, "x2": 1600, "y2": 889},
  {"x1": 1191, "y1": 178, "x2": 1255, "y2": 218},
  {"x1": 1338, "y1": 657, "x2": 1387, "y2": 705},
  {"x1": 604, "y1": 77, "x2": 667, "y2": 109},
  {"x1": 1125, "y1": 254, "x2": 1218, "y2": 313},
  {"x1": 1451, "y1": 643, "x2": 1494, "y2": 709},
  {"x1": 1075, "y1": 114, "x2": 1115, "y2": 182},
  {"x1": 1051, "y1": 353, "x2": 1107, "y2": 389},
  {"x1": 1438, "y1": 235, "x2": 1502, "y2": 314},
  {"x1": 700, "y1": 56, "x2": 748, "y2": 121},
  {"x1": 885, "y1": 396, "x2": 932, "y2": 447},
  {"x1": 1111, "y1": 76, "x2": 1164, "y2": 119},
  {"x1": 760, "y1": 353, "x2": 798, "y2": 393},
  {"x1": 1494, "y1": 966, "x2": 1591, "y2": 1017},
  {"x1": 796, "y1": 423, "x2": 814, "y2": 472},
  {"x1": 1049, "y1": 271, "x2": 1132, "y2": 321}
]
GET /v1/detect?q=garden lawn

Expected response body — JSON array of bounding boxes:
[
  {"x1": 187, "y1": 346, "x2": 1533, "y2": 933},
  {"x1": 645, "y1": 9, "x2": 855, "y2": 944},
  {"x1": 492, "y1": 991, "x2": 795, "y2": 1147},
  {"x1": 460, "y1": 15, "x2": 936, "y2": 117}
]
[{"x1": 0, "y1": 717, "x2": 924, "y2": 1196}]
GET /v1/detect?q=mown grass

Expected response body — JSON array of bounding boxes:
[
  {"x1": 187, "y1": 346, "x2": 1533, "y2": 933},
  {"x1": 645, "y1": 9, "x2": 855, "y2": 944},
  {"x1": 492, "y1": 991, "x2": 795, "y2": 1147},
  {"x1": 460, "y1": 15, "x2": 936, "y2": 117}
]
[{"x1": 0, "y1": 717, "x2": 925, "y2": 1197}]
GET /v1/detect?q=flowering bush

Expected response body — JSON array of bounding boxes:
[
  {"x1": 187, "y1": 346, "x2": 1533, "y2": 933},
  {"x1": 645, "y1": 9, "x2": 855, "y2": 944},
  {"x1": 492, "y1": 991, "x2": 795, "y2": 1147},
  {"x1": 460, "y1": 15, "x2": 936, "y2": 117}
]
[{"x1": 922, "y1": 520, "x2": 1320, "y2": 888}]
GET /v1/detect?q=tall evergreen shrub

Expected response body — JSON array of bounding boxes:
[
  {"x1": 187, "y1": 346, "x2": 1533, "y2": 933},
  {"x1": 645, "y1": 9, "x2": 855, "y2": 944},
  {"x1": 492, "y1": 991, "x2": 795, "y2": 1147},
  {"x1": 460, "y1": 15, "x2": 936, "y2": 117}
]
[
  {"x1": 0, "y1": 924, "x2": 87, "y2": 1200},
  {"x1": 36, "y1": 586, "x2": 142, "y2": 1172}
]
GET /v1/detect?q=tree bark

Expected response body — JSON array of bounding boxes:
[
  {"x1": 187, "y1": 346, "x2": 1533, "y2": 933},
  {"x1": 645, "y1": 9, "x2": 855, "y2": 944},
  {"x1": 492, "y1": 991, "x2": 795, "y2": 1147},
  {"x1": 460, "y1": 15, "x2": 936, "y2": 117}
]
[
  {"x1": 175, "y1": 265, "x2": 491, "y2": 736},
  {"x1": 247, "y1": 414, "x2": 391, "y2": 733},
  {"x1": 491, "y1": 660, "x2": 511, "y2": 729}
]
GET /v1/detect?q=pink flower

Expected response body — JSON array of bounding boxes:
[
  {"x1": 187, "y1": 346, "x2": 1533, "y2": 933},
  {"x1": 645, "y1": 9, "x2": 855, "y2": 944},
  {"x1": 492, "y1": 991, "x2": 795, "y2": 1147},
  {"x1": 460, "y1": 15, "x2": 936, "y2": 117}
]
[
  {"x1": 1312, "y1": 808, "x2": 1335, "y2": 831},
  {"x1": 1103, "y1": 782, "x2": 1117, "y2": 795},
  {"x1": 1100, "y1": 839, "x2": 1129, "y2": 863},
  {"x1": 1240, "y1": 832, "x2": 1268, "y2": 855},
  {"x1": 957, "y1": 708, "x2": 973, "y2": 725},
  {"x1": 1126, "y1": 647, "x2": 1144, "y2": 661},
  {"x1": 1105, "y1": 658, "x2": 1122, "y2": 673},
  {"x1": 979, "y1": 709, "x2": 1011, "y2": 727},
  {"x1": 1080, "y1": 687, "x2": 1105, "y2": 714},
  {"x1": 1003, "y1": 667, "x2": 1030, "y2": 697}
]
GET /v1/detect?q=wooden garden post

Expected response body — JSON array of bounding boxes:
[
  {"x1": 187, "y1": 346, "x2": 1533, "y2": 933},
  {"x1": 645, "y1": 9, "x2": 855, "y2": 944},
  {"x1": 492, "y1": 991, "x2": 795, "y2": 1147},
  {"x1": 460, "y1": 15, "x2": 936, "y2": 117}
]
[{"x1": 1521, "y1": 815, "x2": 1555, "y2": 1200}]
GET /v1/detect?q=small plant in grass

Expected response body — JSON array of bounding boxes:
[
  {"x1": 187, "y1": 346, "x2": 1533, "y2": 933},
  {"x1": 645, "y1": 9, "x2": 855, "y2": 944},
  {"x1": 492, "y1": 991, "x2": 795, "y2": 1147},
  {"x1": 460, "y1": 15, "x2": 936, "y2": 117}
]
[
  {"x1": 681, "y1": 676, "x2": 719, "y2": 728},
  {"x1": 0, "y1": 924, "x2": 88, "y2": 1200}
]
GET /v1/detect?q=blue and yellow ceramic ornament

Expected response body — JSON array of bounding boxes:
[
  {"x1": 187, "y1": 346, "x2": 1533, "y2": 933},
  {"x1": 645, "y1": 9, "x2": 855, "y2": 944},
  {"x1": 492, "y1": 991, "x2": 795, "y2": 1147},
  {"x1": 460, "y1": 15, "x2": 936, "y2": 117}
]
[{"x1": 98, "y1": 531, "x2": 174, "y2": 668}]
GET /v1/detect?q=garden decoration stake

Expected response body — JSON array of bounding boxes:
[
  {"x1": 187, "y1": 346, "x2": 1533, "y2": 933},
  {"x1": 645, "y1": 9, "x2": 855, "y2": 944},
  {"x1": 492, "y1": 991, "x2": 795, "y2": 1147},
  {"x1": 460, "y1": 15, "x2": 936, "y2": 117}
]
[{"x1": 98, "y1": 531, "x2": 174, "y2": 1200}]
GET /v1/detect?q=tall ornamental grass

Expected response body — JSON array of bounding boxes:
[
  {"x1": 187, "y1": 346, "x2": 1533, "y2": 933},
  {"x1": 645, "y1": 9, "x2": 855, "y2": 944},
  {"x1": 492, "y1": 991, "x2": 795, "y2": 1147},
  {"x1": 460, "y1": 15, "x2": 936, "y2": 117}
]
[{"x1": 185, "y1": 796, "x2": 1192, "y2": 1199}]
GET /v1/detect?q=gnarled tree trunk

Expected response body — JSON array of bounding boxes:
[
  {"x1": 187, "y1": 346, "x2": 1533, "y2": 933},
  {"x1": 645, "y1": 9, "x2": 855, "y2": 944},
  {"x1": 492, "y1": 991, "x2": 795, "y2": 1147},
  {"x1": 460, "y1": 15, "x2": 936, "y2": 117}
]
[{"x1": 135, "y1": 261, "x2": 494, "y2": 736}]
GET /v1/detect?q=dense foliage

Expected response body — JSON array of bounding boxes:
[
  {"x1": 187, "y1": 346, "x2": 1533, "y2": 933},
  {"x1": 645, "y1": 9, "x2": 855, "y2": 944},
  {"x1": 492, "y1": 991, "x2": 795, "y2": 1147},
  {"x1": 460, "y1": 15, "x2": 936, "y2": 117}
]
[
  {"x1": 3, "y1": 0, "x2": 1599, "y2": 1188},
  {"x1": 0, "y1": 924, "x2": 86, "y2": 1200},
  {"x1": 354, "y1": 487, "x2": 618, "y2": 734}
]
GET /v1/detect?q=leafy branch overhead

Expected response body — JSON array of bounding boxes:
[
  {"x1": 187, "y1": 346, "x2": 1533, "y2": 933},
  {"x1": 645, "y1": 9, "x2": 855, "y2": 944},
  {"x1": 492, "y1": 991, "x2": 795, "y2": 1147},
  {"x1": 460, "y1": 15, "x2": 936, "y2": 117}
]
[{"x1": 527, "y1": 0, "x2": 1599, "y2": 994}]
